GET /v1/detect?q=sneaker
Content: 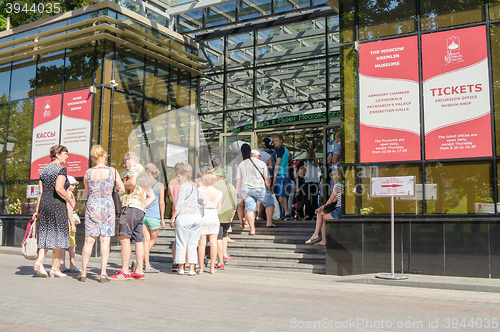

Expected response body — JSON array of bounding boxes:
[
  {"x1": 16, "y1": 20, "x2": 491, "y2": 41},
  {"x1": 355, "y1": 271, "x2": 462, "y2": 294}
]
[
  {"x1": 255, "y1": 217, "x2": 263, "y2": 221},
  {"x1": 178, "y1": 270, "x2": 185, "y2": 275},
  {"x1": 284, "y1": 214, "x2": 292, "y2": 221},
  {"x1": 187, "y1": 270, "x2": 197, "y2": 276},
  {"x1": 215, "y1": 262, "x2": 225, "y2": 270},
  {"x1": 109, "y1": 270, "x2": 130, "y2": 280},
  {"x1": 222, "y1": 255, "x2": 232, "y2": 262},
  {"x1": 130, "y1": 271, "x2": 145, "y2": 280},
  {"x1": 145, "y1": 267, "x2": 160, "y2": 273}
]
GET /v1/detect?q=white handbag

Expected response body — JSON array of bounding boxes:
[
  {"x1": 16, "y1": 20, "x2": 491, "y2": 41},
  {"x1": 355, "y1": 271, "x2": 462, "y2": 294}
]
[{"x1": 21, "y1": 220, "x2": 38, "y2": 260}]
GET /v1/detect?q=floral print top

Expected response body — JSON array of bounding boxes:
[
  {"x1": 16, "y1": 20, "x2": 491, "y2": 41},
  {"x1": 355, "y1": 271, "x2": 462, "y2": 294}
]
[{"x1": 121, "y1": 163, "x2": 151, "y2": 212}]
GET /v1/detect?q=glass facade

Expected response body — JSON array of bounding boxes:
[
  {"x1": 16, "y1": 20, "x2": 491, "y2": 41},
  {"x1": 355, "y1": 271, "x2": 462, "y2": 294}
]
[
  {"x1": 341, "y1": 0, "x2": 500, "y2": 218},
  {"x1": 197, "y1": 11, "x2": 341, "y2": 179}
]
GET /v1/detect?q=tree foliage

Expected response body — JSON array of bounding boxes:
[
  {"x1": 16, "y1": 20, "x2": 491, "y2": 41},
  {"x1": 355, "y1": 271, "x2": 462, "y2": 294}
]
[{"x1": 0, "y1": 0, "x2": 90, "y2": 30}]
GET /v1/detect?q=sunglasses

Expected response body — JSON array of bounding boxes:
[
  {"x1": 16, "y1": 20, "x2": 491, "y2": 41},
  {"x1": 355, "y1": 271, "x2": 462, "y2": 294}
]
[{"x1": 123, "y1": 157, "x2": 131, "y2": 165}]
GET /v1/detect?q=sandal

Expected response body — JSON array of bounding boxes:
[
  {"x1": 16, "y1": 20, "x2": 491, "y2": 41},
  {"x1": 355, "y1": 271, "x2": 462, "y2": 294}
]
[
  {"x1": 99, "y1": 275, "x2": 110, "y2": 283},
  {"x1": 314, "y1": 242, "x2": 326, "y2": 246},
  {"x1": 227, "y1": 237, "x2": 236, "y2": 243},
  {"x1": 305, "y1": 238, "x2": 320, "y2": 244},
  {"x1": 266, "y1": 224, "x2": 279, "y2": 228},
  {"x1": 60, "y1": 267, "x2": 70, "y2": 273},
  {"x1": 210, "y1": 268, "x2": 216, "y2": 274},
  {"x1": 68, "y1": 267, "x2": 81, "y2": 273},
  {"x1": 78, "y1": 273, "x2": 86, "y2": 282},
  {"x1": 196, "y1": 269, "x2": 203, "y2": 275},
  {"x1": 172, "y1": 263, "x2": 178, "y2": 272}
]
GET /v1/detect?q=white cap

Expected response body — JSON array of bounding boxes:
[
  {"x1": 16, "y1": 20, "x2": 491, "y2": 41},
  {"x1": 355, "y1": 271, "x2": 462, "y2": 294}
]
[
  {"x1": 250, "y1": 149, "x2": 261, "y2": 156},
  {"x1": 67, "y1": 175, "x2": 79, "y2": 185}
]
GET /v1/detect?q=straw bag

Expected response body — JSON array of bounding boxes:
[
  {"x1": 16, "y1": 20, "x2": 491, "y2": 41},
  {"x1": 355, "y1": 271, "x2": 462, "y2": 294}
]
[{"x1": 21, "y1": 218, "x2": 38, "y2": 260}]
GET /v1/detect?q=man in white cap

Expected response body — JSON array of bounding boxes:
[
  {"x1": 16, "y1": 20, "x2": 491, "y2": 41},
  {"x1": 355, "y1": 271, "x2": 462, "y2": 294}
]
[{"x1": 236, "y1": 149, "x2": 277, "y2": 234}]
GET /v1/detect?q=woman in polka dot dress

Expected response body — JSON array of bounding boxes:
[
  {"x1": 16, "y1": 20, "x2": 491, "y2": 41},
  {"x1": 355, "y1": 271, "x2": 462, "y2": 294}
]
[{"x1": 33, "y1": 145, "x2": 76, "y2": 278}]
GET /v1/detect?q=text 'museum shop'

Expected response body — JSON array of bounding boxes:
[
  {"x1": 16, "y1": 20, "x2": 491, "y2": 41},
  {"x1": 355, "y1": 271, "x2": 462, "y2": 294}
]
[{"x1": 1, "y1": 0, "x2": 500, "y2": 278}]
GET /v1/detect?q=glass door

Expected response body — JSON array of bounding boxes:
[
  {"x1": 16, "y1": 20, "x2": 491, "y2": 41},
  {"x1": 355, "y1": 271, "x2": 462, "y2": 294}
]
[{"x1": 219, "y1": 132, "x2": 256, "y2": 187}]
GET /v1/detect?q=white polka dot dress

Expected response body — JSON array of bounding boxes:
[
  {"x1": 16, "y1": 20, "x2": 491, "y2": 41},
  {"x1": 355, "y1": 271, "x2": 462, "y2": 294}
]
[{"x1": 37, "y1": 163, "x2": 70, "y2": 249}]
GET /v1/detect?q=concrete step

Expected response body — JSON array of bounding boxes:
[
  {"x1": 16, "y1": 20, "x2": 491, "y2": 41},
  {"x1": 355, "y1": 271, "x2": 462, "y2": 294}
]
[
  {"x1": 228, "y1": 242, "x2": 326, "y2": 254},
  {"x1": 225, "y1": 233, "x2": 318, "y2": 244},
  {"x1": 223, "y1": 258, "x2": 325, "y2": 274},
  {"x1": 229, "y1": 250, "x2": 325, "y2": 264}
]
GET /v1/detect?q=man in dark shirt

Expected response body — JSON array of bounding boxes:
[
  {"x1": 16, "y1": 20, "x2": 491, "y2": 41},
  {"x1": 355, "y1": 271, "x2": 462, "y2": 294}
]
[{"x1": 273, "y1": 134, "x2": 291, "y2": 220}]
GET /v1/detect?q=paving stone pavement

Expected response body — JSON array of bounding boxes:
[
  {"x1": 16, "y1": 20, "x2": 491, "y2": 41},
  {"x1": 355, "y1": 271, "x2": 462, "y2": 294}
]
[{"x1": 1, "y1": 251, "x2": 500, "y2": 332}]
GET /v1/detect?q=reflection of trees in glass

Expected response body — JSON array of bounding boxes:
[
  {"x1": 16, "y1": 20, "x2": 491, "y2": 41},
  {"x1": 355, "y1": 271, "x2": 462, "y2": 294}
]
[
  {"x1": 358, "y1": 0, "x2": 416, "y2": 39},
  {"x1": 340, "y1": 0, "x2": 355, "y2": 43},
  {"x1": 31, "y1": 57, "x2": 64, "y2": 94},
  {"x1": 65, "y1": 45, "x2": 99, "y2": 90},
  {"x1": 0, "y1": 0, "x2": 90, "y2": 29},
  {"x1": 5, "y1": 100, "x2": 34, "y2": 181},
  {"x1": 420, "y1": 0, "x2": 484, "y2": 30},
  {"x1": 426, "y1": 163, "x2": 492, "y2": 214},
  {"x1": 341, "y1": 46, "x2": 357, "y2": 164},
  {"x1": 489, "y1": 26, "x2": 500, "y2": 156}
]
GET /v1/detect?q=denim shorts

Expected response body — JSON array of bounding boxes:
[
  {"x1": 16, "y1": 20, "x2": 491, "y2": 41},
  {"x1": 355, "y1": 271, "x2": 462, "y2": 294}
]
[
  {"x1": 330, "y1": 205, "x2": 341, "y2": 219},
  {"x1": 274, "y1": 174, "x2": 288, "y2": 197},
  {"x1": 242, "y1": 188, "x2": 274, "y2": 212}
]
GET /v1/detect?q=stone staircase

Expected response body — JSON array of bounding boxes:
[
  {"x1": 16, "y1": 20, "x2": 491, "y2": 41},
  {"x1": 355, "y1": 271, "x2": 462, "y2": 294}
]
[{"x1": 111, "y1": 219, "x2": 326, "y2": 274}]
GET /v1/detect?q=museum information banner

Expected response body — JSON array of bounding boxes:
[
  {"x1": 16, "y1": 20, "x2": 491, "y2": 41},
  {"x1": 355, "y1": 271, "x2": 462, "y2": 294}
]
[
  {"x1": 422, "y1": 26, "x2": 492, "y2": 160},
  {"x1": 61, "y1": 89, "x2": 93, "y2": 177},
  {"x1": 30, "y1": 94, "x2": 62, "y2": 179},
  {"x1": 359, "y1": 36, "x2": 421, "y2": 163}
]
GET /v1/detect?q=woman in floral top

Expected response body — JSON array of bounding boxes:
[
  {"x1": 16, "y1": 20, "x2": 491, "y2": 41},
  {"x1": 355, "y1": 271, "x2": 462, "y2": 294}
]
[{"x1": 80, "y1": 145, "x2": 125, "y2": 282}]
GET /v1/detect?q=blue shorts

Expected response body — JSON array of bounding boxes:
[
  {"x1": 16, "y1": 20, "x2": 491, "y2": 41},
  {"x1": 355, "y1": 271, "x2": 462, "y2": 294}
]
[
  {"x1": 242, "y1": 188, "x2": 274, "y2": 212},
  {"x1": 330, "y1": 206, "x2": 341, "y2": 219},
  {"x1": 274, "y1": 174, "x2": 288, "y2": 197}
]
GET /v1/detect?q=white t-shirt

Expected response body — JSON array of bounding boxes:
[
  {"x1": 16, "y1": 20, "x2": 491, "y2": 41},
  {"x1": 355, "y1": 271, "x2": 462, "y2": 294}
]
[
  {"x1": 236, "y1": 157, "x2": 270, "y2": 190},
  {"x1": 259, "y1": 150, "x2": 271, "y2": 164}
]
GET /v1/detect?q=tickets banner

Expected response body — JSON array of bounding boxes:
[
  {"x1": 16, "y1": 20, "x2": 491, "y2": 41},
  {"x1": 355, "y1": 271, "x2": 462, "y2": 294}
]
[
  {"x1": 422, "y1": 26, "x2": 492, "y2": 160},
  {"x1": 61, "y1": 89, "x2": 93, "y2": 177},
  {"x1": 359, "y1": 36, "x2": 421, "y2": 163},
  {"x1": 30, "y1": 94, "x2": 62, "y2": 179}
]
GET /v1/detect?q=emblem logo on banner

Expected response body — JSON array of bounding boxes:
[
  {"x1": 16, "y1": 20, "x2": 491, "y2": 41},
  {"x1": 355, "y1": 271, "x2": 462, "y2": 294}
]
[
  {"x1": 445, "y1": 36, "x2": 463, "y2": 65},
  {"x1": 43, "y1": 100, "x2": 51, "y2": 118}
]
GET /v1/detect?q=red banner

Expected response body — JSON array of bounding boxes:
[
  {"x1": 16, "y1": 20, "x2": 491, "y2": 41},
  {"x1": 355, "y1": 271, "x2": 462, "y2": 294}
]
[
  {"x1": 61, "y1": 89, "x2": 93, "y2": 177},
  {"x1": 30, "y1": 94, "x2": 62, "y2": 179},
  {"x1": 359, "y1": 36, "x2": 421, "y2": 163},
  {"x1": 422, "y1": 26, "x2": 492, "y2": 160}
]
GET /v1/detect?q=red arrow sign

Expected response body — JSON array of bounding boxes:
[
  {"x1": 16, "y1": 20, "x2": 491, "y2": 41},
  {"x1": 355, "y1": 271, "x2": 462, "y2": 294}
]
[{"x1": 381, "y1": 184, "x2": 403, "y2": 188}]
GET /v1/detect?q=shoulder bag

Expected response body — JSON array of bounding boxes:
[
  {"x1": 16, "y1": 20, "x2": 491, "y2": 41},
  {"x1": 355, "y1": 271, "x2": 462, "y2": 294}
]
[
  {"x1": 248, "y1": 158, "x2": 281, "y2": 219},
  {"x1": 21, "y1": 217, "x2": 38, "y2": 260},
  {"x1": 112, "y1": 168, "x2": 122, "y2": 216}
]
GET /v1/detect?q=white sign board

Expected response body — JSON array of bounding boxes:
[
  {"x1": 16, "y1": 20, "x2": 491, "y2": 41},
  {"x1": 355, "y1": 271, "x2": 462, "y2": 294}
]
[
  {"x1": 397, "y1": 184, "x2": 438, "y2": 201},
  {"x1": 166, "y1": 144, "x2": 189, "y2": 168},
  {"x1": 26, "y1": 185, "x2": 39, "y2": 198},
  {"x1": 475, "y1": 203, "x2": 500, "y2": 214},
  {"x1": 371, "y1": 176, "x2": 415, "y2": 197},
  {"x1": 77, "y1": 189, "x2": 88, "y2": 201}
]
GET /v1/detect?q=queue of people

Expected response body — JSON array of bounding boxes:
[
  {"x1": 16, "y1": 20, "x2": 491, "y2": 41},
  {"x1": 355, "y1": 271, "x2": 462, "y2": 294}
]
[{"x1": 30, "y1": 131, "x2": 342, "y2": 280}]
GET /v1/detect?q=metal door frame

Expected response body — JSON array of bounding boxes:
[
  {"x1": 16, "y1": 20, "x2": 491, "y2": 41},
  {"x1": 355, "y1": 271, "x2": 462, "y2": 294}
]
[
  {"x1": 321, "y1": 125, "x2": 340, "y2": 204},
  {"x1": 219, "y1": 132, "x2": 257, "y2": 170}
]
